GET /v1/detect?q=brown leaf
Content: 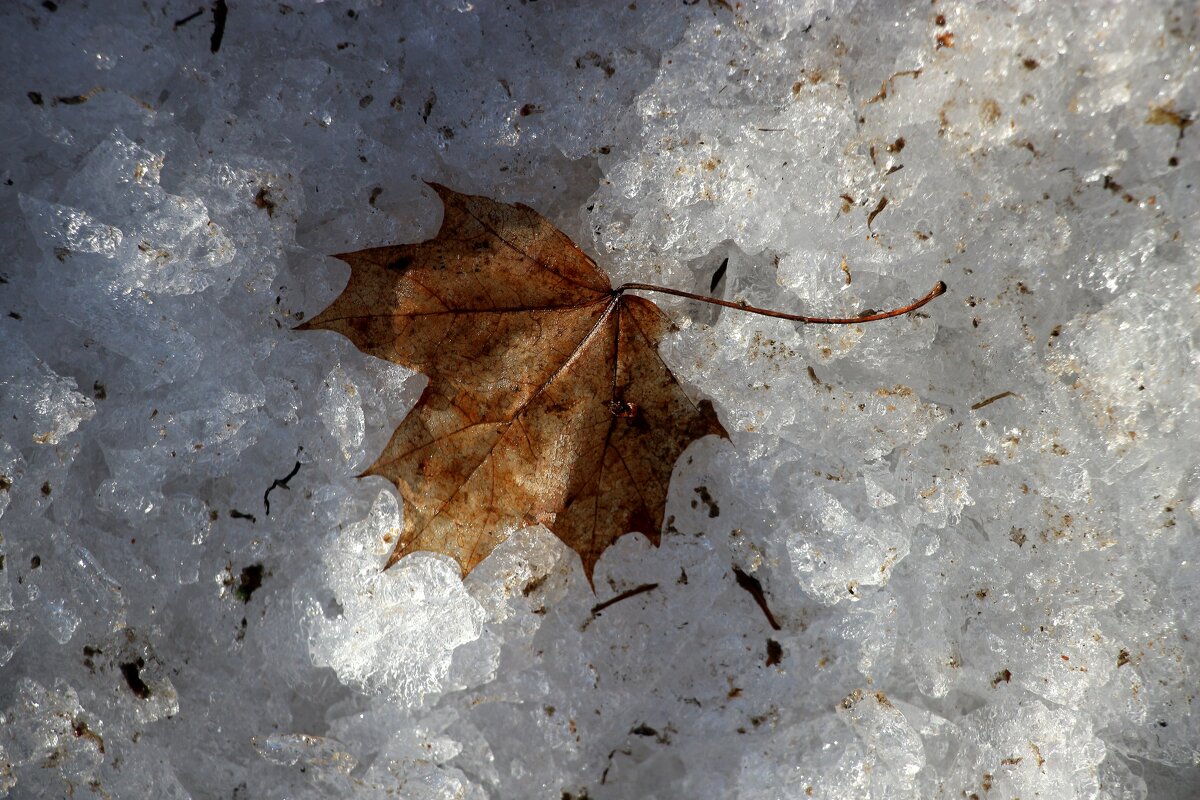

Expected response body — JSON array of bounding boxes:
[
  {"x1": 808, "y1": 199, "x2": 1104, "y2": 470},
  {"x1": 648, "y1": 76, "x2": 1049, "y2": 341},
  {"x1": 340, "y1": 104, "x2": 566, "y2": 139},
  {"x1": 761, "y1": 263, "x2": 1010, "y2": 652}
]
[{"x1": 300, "y1": 184, "x2": 727, "y2": 584}]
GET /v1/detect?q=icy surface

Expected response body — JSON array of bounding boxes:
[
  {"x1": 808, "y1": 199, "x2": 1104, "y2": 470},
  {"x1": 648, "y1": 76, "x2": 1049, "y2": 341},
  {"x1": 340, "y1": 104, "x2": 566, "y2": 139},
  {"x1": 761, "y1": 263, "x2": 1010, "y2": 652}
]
[{"x1": 1, "y1": 1, "x2": 1197, "y2": 798}]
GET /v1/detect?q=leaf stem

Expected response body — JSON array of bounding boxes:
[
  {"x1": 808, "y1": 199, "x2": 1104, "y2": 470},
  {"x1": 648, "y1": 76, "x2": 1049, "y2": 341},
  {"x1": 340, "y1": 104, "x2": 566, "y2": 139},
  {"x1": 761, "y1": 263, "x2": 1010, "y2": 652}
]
[{"x1": 617, "y1": 279, "x2": 947, "y2": 325}]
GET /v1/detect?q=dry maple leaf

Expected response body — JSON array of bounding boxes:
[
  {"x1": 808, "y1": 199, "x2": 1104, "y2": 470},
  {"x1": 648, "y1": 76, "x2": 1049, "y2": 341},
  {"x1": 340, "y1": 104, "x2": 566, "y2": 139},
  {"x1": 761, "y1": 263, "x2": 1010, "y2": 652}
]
[
  {"x1": 300, "y1": 184, "x2": 726, "y2": 583},
  {"x1": 300, "y1": 184, "x2": 945, "y2": 585}
]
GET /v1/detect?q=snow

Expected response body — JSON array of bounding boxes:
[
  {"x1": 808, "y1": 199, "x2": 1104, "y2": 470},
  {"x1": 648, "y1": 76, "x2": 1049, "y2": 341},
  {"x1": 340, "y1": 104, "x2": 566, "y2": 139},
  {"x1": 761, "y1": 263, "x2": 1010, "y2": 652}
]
[{"x1": 1, "y1": 1, "x2": 1197, "y2": 797}]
